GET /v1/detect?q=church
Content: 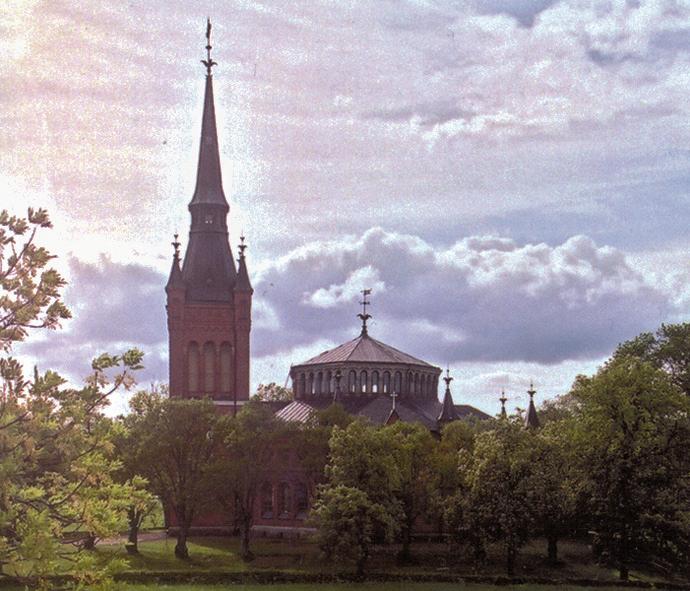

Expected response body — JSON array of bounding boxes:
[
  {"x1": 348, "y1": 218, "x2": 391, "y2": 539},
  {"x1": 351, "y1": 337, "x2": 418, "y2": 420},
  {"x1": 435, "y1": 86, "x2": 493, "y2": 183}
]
[{"x1": 165, "y1": 24, "x2": 535, "y2": 533}]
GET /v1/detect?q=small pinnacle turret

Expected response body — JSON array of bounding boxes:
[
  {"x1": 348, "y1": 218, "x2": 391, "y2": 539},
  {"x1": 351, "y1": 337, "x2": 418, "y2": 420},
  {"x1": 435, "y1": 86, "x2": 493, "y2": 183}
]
[
  {"x1": 499, "y1": 389, "x2": 508, "y2": 419},
  {"x1": 438, "y1": 367, "x2": 459, "y2": 423},
  {"x1": 235, "y1": 235, "x2": 253, "y2": 292},
  {"x1": 524, "y1": 381, "x2": 540, "y2": 429},
  {"x1": 165, "y1": 233, "x2": 185, "y2": 292}
]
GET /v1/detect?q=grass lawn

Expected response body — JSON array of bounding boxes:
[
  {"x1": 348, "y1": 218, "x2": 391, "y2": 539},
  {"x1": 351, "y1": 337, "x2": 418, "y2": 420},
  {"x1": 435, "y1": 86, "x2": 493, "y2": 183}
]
[{"x1": 117, "y1": 584, "x2": 631, "y2": 591}]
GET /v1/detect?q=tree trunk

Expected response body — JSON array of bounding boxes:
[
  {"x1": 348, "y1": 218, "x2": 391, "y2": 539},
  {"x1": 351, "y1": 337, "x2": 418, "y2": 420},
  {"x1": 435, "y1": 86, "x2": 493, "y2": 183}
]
[
  {"x1": 398, "y1": 523, "x2": 412, "y2": 563},
  {"x1": 82, "y1": 533, "x2": 96, "y2": 550},
  {"x1": 239, "y1": 514, "x2": 254, "y2": 562},
  {"x1": 547, "y1": 534, "x2": 558, "y2": 565},
  {"x1": 126, "y1": 507, "x2": 140, "y2": 555},
  {"x1": 506, "y1": 543, "x2": 516, "y2": 577},
  {"x1": 175, "y1": 524, "x2": 189, "y2": 559}
]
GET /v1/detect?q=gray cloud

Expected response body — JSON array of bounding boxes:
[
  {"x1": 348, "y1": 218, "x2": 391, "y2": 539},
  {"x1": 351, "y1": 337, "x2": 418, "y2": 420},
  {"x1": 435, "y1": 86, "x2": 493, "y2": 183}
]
[{"x1": 473, "y1": 0, "x2": 559, "y2": 27}]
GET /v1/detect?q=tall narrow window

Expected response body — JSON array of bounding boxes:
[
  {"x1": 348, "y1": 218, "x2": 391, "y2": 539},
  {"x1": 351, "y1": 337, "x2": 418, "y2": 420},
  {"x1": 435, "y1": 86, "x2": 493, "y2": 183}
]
[
  {"x1": 220, "y1": 342, "x2": 232, "y2": 393},
  {"x1": 299, "y1": 373, "x2": 306, "y2": 398},
  {"x1": 383, "y1": 371, "x2": 391, "y2": 394},
  {"x1": 360, "y1": 370, "x2": 368, "y2": 393},
  {"x1": 261, "y1": 482, "x2": 273, "y2": 518},
  {"x1": 204, "y1": 342, "x2": 215, "y2": 393},
  {"x1": 316, "y1": 372, "x2": 323, "y2": 395},
  {"x1": 394, "y1": 371, "x2": 402, "y2": 394},
  {"x1": 296, "y1": 483, "x2": 309, "y2": 518},
  {"x1": 308, "y1": 373, "x2": 314, "y2": 395},
  {"x1": 278, "y1": 483, "x2": 291, "y2": 518},
  {"x1": 349, "y1": 370, "x2": 357, "y2": 393},
  {"x1": 188, "y1": 342, "x2": 199, "y2": 392},
  {"x1": 371, "y1": 371, "x2": 379, "y2": 394}
]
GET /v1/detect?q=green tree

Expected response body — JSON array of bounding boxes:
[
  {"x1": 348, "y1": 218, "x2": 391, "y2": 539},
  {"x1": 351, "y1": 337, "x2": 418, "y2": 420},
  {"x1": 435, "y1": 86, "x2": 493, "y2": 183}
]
[
  {"x1": 311, "y1": 484, "x2": 396, "y2": 576},
  {"x1": 252, "y1": 382, "x2": 293, "y2": 402},
  {"x1": 457, "y1": 419, "x2": 535, "y2": 576},
  {"x1": 382, "y1": 421, "x2": 437, "y2": 562},
  {"x1": 0, "y1": 208, "x2": 145, "y2": 584},
  {"x1": 127, "y1": 394, "x2": 221, "y2": 560},
  {"x1": 212, "y1": 401, "x2": 281, "y2": 561},
  {"x1": 570, "y1": 356, "x2": 690, "y2": 579},
  {"x1": 614, "y1": 323, "x2": 690, "y2": 396}
]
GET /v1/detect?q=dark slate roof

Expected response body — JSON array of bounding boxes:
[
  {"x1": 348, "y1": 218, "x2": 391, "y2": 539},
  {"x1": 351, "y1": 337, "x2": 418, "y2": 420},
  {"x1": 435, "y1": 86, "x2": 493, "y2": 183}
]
[
  {"x1": 438, "y1": 386, "x2": 459, "y2": 422},
  {"x1": 165, "y1": 257, "x2": 185, "y2": 292},
  {"x1": 298, "y1": 333, "x2": 435, "y2": 367},
  {"x1": 274, "y1": 396, "x2": 490, "y2": 431},
  {"x1": 525, "y1": 397, "x2": 540, "y2": 429},
  {"x1": 190, "y1": 74, "x2": 228, "y2": 207},
  {"x1": 235, "y1": 253, "x2": 253, "y2": 292}
]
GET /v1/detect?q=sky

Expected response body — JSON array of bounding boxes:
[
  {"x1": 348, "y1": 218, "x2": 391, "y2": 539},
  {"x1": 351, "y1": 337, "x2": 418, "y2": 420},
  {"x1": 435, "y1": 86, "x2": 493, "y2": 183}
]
[{"x1": 2, "y1": 0, "x2": 689, "y2": 416}]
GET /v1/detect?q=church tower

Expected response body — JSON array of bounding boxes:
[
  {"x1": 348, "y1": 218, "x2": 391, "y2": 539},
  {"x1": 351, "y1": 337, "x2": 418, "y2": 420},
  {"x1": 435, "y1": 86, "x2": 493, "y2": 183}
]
[{"x1": 166, "y1": 20, "x2": 252, "y2": 411}]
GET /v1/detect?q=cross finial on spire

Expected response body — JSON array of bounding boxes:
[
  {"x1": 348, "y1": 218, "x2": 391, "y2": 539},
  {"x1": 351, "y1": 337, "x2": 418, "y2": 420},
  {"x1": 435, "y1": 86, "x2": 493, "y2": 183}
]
[
  {"x1": 357, "y1": 288, "x2": 372, "y2": 335},
  {"x1": 238, "y1": 233, "x2": 247, "y2": 259},
  {"x1": 443, "y1": 366, "x2": 453, "y2": 388},
  {"x1": 172, "y1": 232, "x2": 181, "y2": 260},
  {"x1": 201, "y1": 18, "x2": 218, "y2": 75},
  {"x1": 390, "y1": 390, "x2": 398, "y2": 411}
]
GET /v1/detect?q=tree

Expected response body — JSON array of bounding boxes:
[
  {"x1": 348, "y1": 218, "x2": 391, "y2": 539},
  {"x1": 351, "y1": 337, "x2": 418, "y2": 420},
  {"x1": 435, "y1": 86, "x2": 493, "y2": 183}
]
[
  {"x1": 127, "y1": 394, "x2": 221, "y2": 559},
  {"x1": 614, "y1": 323, "x2": 690, "y2": 396},
  {"x1": 527, "y1": 422, "x2": 578, "y2": 564},
  {"x1": 311, "y1": 485, "x2": 396, "y2": 576},
  {"x1": 570, "y1": 356, "x2": 690, "y2": 579},
  {"x1": 1, "y1": 208, "x2": 145, "y2": 583},
  {"x1": 212, "y1": 401, "x2": 281, "y2": 561},
  {"x1": 457, "y1": 419, "x2": 535, "y2": 576},
  {"x1": 0, "y1": 208, "x2": 70, "y2": 350},
  {"x1": 252, "y1": 382, "x2": 293, "y2": 402},
  {"x1": 382, "y1": 421, "x2": 437, "y2": 562}
]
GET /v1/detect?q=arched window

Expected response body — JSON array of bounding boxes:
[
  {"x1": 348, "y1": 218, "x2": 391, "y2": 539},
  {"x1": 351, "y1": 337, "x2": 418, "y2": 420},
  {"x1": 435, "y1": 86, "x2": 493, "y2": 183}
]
[
  {"x1": 325, "y1": 371, "x2": 333, "y2": 394},
  {"x1": 188, "y1": 342, "x2": 199, "y2": 392},
  {"x1": 220, "y1": 342, "x2": 232, "y2": 393},
  {"x1": 316, "y1": 372, "x2": 323, "y2": 395},
  {"x1": 307, "y1": 373, "x2": 314, "y2": 396},
  {"x1": 349, "y1": 370, "x2": 357, "y2": 393},
  {"x1": 372, "y1": 371, "x2": 379, "y2": 394},
  {"x1": 408, "y1": 372, "x2": 414, "y2": 395},
  {"x1": 383, "y1": 371, "x2": 391, "y2": 394},
  {"x1": 203, "y1": 342, "x2": 215, "y2": 393},
  {"x1": 394, "y1": 371, "x2": 402, "y2": 394},
  {"x1": 278, "y1": 483, "x2": 291, "y2": 518},
  {"x1": 261, "y1": 482, "x2": 273, "y2": 518},
  {"x1": 299, "y1": 373, "x2": 306, "y2": 398},
  {"x1": 414, "y1": 373, "x2": 420, "y2": 395},
  {"x1": 360, "y1": 370, "x2": 368, "y2": 394},
  {"x1": 296, "y1": 483, "x2": 309, "y2": 518}
]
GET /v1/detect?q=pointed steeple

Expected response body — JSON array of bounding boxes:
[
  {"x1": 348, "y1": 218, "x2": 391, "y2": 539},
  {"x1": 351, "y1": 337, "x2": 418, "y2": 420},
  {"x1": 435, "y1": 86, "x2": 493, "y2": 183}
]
[
  {"x1": 235, "y1": 235, "x2": 253, "y2": 293},
  {"x1": 438, "y1": 367, "x2": 459, "y2": 424},
  {"x1": 386, "y1": 390, "x2": 400, "y2": 425},
  {"x1": 165, "y1": 233, "x2": 185, "y2": 292},
  {"x1": 524, "y1": 382, "x2": 540, "y2": 429},
  {"x1": 181, "y1": 20, "x2": 237, "y2": 302}
]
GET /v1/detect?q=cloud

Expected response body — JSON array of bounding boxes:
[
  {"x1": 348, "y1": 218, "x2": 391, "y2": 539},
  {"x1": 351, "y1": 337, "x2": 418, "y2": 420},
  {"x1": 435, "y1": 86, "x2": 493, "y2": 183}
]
[
  {"x1": 472, "y1": 0, "x2": 559, "y2": 27},
  {"x1": 253, "y1": 227, "x2": 674, "y2": 365},
  {"x1": 18, "y1": 255, "x2": 168, "y2": 385}
]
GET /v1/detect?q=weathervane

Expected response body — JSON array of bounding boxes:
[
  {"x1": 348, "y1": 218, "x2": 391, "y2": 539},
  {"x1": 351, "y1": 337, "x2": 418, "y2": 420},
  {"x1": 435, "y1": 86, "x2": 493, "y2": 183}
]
[
  {"x1": 172, "y1": 232, "x2": 181, "y2": 260},
  {"x1": 201, "y1": 18, "x2": 218, "y2": 75},
  {"x1": 357, "y1": 288, "x2": 372, "y2": 335}
]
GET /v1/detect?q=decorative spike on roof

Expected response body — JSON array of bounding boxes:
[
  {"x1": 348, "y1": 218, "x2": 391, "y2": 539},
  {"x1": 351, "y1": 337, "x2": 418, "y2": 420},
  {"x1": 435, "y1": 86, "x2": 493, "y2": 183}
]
[
  {"x1": 524, "y1": 381, "x2": 540, "y2": 429},
  {"x1": 499, "y1": 389, "x2": 508, "y2": 419},
  {"x1": 235, "y1": 235, "x2": 253, "y2": 293},
  {"x1": 357, "y1": 288, "x2": 372, "y2": 335},
  {"x1": 165, "y1": 233, "x2": 185, "y2": 292},
  {"x1": 438, "y1": 367, "x2": 459, "y2": 423}
]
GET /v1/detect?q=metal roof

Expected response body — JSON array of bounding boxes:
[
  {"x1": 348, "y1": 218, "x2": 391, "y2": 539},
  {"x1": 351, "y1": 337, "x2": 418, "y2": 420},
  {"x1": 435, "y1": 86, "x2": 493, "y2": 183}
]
[{"x1": 297, "y1": 332, "x2": 436, "y2": 368}]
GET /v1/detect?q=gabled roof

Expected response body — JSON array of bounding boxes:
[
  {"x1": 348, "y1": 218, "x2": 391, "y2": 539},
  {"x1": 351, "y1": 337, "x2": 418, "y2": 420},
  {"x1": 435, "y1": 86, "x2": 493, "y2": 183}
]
[{"x1": 297, "y1": 333, "x2": 435, "y2": 367}]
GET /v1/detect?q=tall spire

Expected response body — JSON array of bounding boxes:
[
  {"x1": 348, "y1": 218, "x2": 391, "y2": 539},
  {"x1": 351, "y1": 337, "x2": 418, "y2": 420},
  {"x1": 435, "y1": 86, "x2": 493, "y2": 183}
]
[
  {"x1": 438, "y1": 367, "x2": 459, "y2": 424},
  {"x1": 181, "y1": 19, "x2": 237, "y2": 301},
  {"x1": 190, "y1": 19, "x2": 226, "y2": 208},
  {"x1": 524, "y1": 381, "x2": 540, "y2": 429}
]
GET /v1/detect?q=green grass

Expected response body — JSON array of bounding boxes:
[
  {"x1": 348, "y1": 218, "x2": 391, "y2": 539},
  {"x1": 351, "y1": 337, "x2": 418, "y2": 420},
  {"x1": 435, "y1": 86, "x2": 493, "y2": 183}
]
[{"x1": 117, "y1": 584, "x2": 632, "y2": 591}]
